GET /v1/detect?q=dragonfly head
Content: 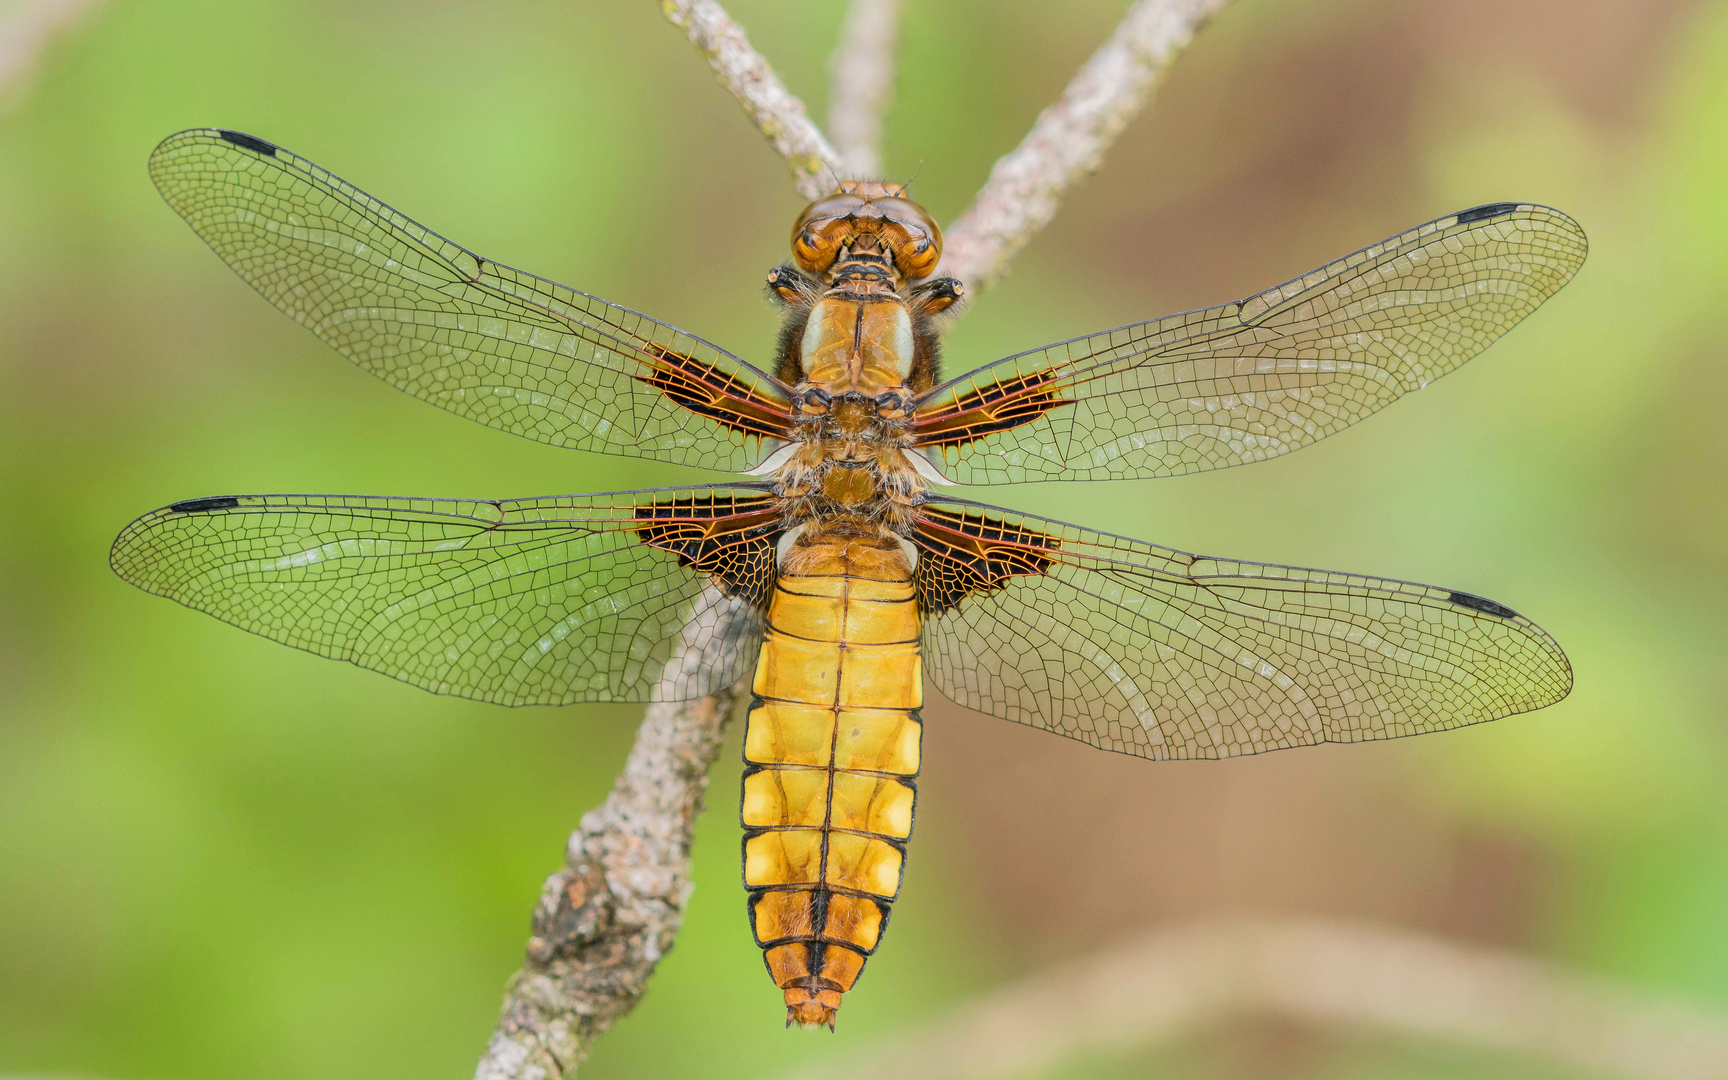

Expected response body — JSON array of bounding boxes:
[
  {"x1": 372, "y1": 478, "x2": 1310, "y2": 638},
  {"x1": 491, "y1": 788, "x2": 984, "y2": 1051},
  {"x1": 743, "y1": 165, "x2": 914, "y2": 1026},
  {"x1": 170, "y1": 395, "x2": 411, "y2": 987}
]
[{"x1": 791, "y1": 181, "x2": 942, "y2": 284}]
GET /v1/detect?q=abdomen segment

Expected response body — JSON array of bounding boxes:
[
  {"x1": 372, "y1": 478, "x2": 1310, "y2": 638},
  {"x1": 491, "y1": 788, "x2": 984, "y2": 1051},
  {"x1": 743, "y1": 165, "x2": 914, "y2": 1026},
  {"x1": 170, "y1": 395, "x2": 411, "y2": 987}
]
[{"x1": 741, "y1": 532, "x2": 920, "y2": 1029}]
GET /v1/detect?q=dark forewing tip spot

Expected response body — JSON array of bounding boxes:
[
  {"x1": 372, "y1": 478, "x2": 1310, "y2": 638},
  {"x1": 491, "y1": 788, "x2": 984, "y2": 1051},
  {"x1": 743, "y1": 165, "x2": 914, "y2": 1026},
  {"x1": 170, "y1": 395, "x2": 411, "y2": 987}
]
[
  {"x1": 217, "y1": 130, "x2": 278, "y2": 157},
  {"x1": 1453, "y1": 202, "x2": 1521, "y2": 225},
  {"x1": 169, "y1": 496, "x2": 242, "y2": 514},
  {"x1": 1448, "y1": 590, "x2": 1519, "y2": 619}
]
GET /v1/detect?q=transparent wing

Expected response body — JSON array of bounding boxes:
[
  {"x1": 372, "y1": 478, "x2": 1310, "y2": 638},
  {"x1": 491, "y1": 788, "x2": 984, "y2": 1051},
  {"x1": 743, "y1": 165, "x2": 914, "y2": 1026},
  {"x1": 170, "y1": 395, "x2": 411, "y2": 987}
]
[
  {"x1": 914, "y1": 499, "x2": 1571, "y2": 760},
  {"x1": 151, "y1": 129, "x2": 792, "y2": 471},
  {"x1": 915, "y1": 204, "x2": 1587, "y2": 484},
  {"x1": 111, "y1": 487, "x2": 782, "y2": 705}
]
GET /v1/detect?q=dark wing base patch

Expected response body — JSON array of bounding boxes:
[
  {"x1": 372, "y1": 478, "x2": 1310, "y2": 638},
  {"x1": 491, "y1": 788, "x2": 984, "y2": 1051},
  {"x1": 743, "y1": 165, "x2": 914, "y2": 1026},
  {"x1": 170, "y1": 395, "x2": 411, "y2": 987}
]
[
  {"x1": 912, "y1": 504, "x2": 1060, "y2": 614},
  {"x1": 635, "y1": 343, "x2": 793, "y2": 444},
  {"x1": 911, "y1": 369, "x2": 1069, "y2": 451},
  {"x1": 636, "y1": 492, "x2": 783, "y2": 607}
]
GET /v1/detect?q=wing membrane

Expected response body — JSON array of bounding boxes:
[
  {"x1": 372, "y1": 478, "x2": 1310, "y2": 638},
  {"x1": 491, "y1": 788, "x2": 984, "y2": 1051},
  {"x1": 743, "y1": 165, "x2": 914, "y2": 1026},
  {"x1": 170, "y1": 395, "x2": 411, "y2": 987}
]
[
  {"x1": 916, "y1": 204, "x2": 1586, "y2": 484},
  {"x1": 914, "y1": 499, "x2": 1571, "y2": 760},
  {"x1": 111, "y1": 487, "x2": 782, "y2": 705},
  {"x1": 150, "y1": 129, "x2": 792, "y2": 470}
]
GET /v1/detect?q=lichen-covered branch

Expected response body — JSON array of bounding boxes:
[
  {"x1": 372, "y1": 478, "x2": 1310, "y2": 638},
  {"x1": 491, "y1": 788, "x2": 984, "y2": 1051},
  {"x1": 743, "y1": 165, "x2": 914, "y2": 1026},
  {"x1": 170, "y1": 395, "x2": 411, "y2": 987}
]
[
  {"x1": 0, "y1": 0, "x2": 104, "y2": 105},
  {"x1": 473, "y1": 593, "x2": 757, "y2": 1080},
  {"x1": 775, "y1": 918, "x2": 1728, "y2": 1080},
  {"x1": 938, "y1": 0, "x2": 1235, "y2": 292},
  {"x1": 661, "y1": 0, "x2": 845, "y2": 200},
  {"x1": 827, "y1": 0, "x2": 901, "y2": 179}
]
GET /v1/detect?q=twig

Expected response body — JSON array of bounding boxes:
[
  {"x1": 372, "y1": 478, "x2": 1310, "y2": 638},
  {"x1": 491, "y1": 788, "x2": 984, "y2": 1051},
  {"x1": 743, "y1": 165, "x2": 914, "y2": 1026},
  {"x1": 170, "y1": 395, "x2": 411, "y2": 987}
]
[
  {"x1": 827, "y1": 0, "x2": 901, "y2": 179},
  {"x1": 474, "y1": 592, "x2": 757, "y2": 1079},
  {"x1": 774, "y1": 917, "x2": 1728, "y2": 1080},
  {"x1": 661, "y1": 0, "x2": 845, "y2": 200},
  {"x1": 0, "y1": 0, "x2": 103, "y2": 106},
  {"x1": 29, "y1": 917, "x2": 1728, "y2": 1080},
  {"x1": 938, "y1": 0, "x2": 1235, "y2": 292}
]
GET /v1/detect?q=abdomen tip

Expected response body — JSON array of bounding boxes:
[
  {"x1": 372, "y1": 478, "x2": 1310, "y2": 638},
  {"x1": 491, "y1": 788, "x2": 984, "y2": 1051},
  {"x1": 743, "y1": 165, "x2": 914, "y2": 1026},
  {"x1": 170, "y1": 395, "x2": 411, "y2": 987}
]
[{"x1": 785, "y1": 989, "x2": 843, "y2": 1031}]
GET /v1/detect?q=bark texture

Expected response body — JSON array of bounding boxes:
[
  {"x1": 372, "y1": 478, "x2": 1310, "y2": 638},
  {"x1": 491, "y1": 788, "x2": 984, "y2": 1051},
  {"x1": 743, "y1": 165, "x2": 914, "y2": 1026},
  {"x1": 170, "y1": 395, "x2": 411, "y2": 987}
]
[
  {"x1": 827, "y1": 0, "x2": 901, "y2": 179},
  {"x1": 775, "y1": 917, "x2": 1728, "y2": 1080},
  {"x1": 661, "y1": 0, "x2": 845, "y2": 200}
]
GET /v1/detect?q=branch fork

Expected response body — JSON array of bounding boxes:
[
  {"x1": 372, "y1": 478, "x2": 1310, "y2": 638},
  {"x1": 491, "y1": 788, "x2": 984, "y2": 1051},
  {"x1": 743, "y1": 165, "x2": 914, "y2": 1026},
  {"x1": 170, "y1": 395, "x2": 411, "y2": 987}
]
[{"x1": 477, "y1": 3, "x2": 1231, "y2": 1074}]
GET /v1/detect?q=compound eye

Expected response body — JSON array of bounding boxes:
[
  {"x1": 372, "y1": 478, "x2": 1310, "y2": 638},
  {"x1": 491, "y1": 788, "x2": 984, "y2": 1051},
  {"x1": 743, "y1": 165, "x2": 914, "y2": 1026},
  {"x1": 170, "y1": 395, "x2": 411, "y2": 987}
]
[
  {"x1": 875, "y1": 197, "x2": 943, "y2": 279},
  {"x1": 791, "y1": 195, "x2": 865, "y2": 274}
]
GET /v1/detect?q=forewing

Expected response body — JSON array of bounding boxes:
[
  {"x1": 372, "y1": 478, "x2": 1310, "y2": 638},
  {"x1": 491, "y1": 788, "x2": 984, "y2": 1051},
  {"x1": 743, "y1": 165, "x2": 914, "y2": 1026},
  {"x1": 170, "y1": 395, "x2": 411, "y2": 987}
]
[
  {"x1": 111, "y1": 487, "x2": 782, "y2": 705},
  {"x1": 914, "y1": 500, "x2": 1571, "y2": 760},
  {"x1": 150, "y1": 129, "x2": 792, "y2": 470},
  {"x1": 916, "y1": 204, "x2": 1586, "y2": 484}
]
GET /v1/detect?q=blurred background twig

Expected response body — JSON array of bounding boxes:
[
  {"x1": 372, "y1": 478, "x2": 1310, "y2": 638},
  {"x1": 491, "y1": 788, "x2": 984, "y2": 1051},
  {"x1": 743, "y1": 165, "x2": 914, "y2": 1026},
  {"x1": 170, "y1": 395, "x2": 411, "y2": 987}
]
[
  {"x1": 25, "y1": 916, "x2": 1728, "y2": 1080},
  {"x1": 0, "y1": 0, "x2": 102, "y2": 107},
  {"x1": 777, "y1": 918, "x2": 1728, "y2": 1080},
  {"x1": 827, "y1": 0, "x2": 901, "y2": 179}
]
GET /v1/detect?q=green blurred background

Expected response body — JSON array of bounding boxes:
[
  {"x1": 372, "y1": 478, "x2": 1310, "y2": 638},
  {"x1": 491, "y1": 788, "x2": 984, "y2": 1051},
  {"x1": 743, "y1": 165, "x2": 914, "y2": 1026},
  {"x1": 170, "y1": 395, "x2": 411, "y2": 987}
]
[{"x1": 2, "y1": 0, "x2": 1726, "y2": 1076}]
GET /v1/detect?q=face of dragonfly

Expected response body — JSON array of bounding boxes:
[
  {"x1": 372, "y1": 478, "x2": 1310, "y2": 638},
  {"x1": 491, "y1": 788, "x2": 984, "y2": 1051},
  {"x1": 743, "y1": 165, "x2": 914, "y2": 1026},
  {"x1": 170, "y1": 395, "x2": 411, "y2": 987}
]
[{"x1": 790, "y1": 182, "x2": 943, "y2": 284}]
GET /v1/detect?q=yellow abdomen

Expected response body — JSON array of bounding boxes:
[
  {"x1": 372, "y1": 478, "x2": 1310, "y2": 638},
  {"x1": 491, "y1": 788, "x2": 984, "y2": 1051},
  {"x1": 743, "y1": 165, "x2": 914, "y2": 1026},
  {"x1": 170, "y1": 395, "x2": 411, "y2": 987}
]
[{"x1": 742, "y1": 528, "x2": 921, "y2": 1029}]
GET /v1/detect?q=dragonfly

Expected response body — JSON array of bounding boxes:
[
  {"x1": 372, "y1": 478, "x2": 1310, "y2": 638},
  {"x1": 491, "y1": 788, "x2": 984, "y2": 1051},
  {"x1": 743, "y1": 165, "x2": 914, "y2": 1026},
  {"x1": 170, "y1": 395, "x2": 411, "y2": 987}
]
[{"x1": 113, "y1": 128, "x2": 1585, "y2": 1030}]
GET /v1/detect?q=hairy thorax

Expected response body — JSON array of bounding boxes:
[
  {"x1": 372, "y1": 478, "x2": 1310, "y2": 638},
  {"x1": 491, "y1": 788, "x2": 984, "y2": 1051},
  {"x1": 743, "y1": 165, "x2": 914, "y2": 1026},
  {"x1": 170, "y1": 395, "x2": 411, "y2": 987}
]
[
  {"x1": 775, "y1": 373, "x2": 926, "y2": 535},
  {"x1": 766, "y1": 209, "x2": 961, "y2": 539}
]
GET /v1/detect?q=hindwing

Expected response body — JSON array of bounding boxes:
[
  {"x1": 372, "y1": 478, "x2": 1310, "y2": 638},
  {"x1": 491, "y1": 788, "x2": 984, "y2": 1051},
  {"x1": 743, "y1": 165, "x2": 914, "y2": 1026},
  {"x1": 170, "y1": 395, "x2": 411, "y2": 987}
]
[{"x1": 913, "y1": 498, "x2": 1571, "y2": 760}]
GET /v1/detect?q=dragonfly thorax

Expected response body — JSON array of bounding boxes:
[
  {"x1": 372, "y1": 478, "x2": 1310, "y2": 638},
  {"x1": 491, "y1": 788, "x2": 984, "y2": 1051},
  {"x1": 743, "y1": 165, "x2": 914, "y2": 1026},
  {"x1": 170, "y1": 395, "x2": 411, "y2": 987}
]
[
  {"x1": 773, "y1": 409, "x2": 926, "y2": 530},
  {"x1": 773, "y1": 281, "x2": 929, "y2": 531},
  {"x1": 797, "y1": 294, "x2": 915, "y2": 389},
  {"x1": 767, "y1": 188, "x2": 966, "y2": 536}
]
